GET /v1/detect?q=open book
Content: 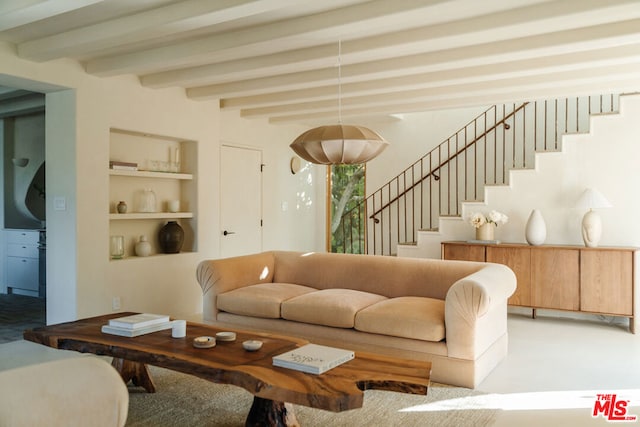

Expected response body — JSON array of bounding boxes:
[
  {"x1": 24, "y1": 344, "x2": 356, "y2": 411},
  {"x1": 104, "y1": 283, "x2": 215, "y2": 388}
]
[{"x1": 273, "y1": 343, "x2": 354, "y2": 374}]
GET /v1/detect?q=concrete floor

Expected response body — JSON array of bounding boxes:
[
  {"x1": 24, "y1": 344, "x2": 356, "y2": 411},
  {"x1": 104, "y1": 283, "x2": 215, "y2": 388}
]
[{"x1": 480, "y1": 312, "x2": 640, "y2": 426}]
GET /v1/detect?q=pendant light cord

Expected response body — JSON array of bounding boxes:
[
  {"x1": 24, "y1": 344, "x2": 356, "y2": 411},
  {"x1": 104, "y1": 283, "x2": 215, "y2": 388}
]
[{"x1": 338, "y1": 40, "x2": 342, "y2": 124}]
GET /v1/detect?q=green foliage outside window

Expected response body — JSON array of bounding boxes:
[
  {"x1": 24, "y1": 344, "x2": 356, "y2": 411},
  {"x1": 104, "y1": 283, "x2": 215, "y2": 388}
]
[{"x1": 330, "y1": 164, "x2": 365, "y2": 253}]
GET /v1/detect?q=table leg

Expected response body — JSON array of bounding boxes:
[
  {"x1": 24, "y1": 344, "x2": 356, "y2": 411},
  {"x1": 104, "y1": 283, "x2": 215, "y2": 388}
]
[
  {"x1": 245, "y1": 396, "x2": 299, "y2": 427},
  {"x1": 111, "y1": 358, "x2": 156, "y2": 393}
]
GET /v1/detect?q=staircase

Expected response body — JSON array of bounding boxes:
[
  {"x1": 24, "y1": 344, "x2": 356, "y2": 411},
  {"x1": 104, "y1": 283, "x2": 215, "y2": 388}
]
[{"x1": 335, "y1": 94, "x2": 623, "y2": 257}]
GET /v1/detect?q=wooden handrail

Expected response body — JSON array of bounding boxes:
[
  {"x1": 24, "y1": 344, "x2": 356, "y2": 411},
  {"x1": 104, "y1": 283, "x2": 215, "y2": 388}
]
[{"x1": 368, "y1": 102, "x2": 528, "y2": 220}]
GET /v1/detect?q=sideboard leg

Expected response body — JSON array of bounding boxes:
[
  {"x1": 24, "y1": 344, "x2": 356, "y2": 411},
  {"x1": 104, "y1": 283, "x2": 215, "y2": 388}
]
[{"x1": 532, "y1": 308, "x2": 536, "y2": 319}]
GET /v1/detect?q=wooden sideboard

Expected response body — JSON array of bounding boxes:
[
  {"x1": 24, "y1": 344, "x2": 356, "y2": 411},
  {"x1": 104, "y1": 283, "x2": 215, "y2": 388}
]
[{"x1": 441, "y1": 241, "x2": 637, "y2": 333}]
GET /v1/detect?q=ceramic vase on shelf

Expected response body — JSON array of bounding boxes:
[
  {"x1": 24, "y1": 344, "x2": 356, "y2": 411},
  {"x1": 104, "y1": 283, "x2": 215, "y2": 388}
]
[
  {"x1": 158, "y1": 221, "x2": 184, "y2": 254},
  {"x1": 116, "y1": 201, "x2": 127, "y2": 214},
  {"x1": 476, "y1": 223, "x2": 494, "y2": 241},
  {"x1": 525, "y1": 209, "x2": 546, "y2": 246},
  {"x1": 137, "y1": 188, "x2": 157, "y2": 213},
  {"x1": 135, "y1": 235, "x2": 151, "y2": 257}
]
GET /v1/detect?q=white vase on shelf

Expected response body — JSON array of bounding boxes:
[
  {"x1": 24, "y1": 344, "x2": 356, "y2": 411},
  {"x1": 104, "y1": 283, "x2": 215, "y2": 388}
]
[
  {"x1": 135, "y1": 235, "x2": 151, "y2": 257},
  {"x1": 525, "y1": 209, "x2": 546, "y2": 246},
  {"x1": 137, "y1": 188, "x2": 157, "y2": 213}
]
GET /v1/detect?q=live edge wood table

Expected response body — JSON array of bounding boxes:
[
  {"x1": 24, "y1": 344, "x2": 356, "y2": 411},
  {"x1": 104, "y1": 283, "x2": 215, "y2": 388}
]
[{"x1": 23, "y1": 313, "x2": 431, "y2": 427}]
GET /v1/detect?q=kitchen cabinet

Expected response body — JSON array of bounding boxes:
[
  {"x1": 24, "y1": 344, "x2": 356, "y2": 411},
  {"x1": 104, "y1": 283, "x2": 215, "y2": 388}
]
[{"x1": 5, "y1": 230, "x2": 40, "y2": 296}]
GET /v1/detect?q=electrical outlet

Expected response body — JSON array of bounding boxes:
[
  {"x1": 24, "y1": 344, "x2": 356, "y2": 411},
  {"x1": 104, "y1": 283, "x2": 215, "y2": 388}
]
[{"x1": 112, "y1": 296, "x2": 121, "y2": 311}]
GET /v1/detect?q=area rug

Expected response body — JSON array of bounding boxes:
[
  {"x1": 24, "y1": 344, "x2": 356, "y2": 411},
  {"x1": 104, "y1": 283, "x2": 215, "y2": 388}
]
[{"x1": 125, "y1": 366, "x2": 498, "y2": 426}]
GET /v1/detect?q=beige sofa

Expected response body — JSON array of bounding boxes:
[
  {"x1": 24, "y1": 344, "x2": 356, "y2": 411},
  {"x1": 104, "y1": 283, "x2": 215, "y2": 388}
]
[{"x1": 197, "y1": 251, "x2": 516, "y2": 388}]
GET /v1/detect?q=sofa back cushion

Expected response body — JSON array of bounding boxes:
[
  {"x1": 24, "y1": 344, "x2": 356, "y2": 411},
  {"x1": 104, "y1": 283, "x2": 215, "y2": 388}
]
[{"x1": 272, "y1": 251, "x2": 485, "y2": 300}]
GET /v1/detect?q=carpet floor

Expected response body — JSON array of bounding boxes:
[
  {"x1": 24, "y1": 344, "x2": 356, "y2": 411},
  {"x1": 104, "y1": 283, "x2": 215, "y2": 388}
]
[{"x1": 126, "y1": 366, "x2": 498, "y2": 427}]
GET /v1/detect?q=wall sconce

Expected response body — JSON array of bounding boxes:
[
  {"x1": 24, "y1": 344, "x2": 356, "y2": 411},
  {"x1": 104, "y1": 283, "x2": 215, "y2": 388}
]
[{"x1": 12, "y1": 158, "x2": 29, "y2": 167}]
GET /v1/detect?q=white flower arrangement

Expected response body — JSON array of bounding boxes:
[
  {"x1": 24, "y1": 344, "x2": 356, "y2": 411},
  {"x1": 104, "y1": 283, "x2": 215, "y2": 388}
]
[{"x1": 467, "y1": 210, "x2": 509, "y2": 228}]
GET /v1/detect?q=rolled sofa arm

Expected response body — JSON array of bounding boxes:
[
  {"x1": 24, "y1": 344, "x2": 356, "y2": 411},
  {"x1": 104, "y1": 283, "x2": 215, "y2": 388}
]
[
  {"x1": 196, "y1": 251, "x2": 276, "y2": 321},
  {"x1": 444, "y1": 263, "x2": 516, "y2": 360}
]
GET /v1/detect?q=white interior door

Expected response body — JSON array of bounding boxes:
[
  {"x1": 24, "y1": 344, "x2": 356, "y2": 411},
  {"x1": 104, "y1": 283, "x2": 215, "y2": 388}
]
[{"x1": 220, "y1": 145, "x2": 262, "y2": 258}]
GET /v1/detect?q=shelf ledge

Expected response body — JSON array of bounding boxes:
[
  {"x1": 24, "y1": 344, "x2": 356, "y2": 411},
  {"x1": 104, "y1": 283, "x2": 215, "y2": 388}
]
[
  {"x1": 109, "y1": 169, "x2": 193, "y2": 180},
  {"x1": 109, "y1": 212, "x2": 194, "y2": 220}
]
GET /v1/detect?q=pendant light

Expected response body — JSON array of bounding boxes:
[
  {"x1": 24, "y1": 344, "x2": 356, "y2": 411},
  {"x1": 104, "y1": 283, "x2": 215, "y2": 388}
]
[{"x1": 290, "y1": 41, "x2": 389, "y2": 165}]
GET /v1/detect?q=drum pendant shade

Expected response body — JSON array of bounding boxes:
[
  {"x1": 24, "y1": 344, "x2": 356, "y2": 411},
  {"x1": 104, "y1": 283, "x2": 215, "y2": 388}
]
[{"x1": 290, "y1": 124, "x2": 389, "y2": 165}]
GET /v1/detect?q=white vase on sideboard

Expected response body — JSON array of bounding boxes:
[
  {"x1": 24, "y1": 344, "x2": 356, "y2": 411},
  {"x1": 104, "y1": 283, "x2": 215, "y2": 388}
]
[{"x1": 525, "y1": 209, "x2": 546, "y2": 246}]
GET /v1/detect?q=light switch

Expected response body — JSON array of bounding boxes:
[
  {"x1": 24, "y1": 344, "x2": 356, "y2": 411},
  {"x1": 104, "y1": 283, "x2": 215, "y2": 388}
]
[{"x1": 53, "y1": 196, "x2": 66, "y2": 211}]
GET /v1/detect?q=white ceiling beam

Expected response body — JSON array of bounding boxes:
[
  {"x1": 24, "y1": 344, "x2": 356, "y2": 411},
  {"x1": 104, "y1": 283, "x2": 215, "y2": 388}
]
[
  {"x1": 258, "y1": 63, "x2": 640, "y2": 120},
  {"x1": 142, "y1": 0, "x2": 640, "y2": 89},
  {"x1": 189, "y1": 19, "x2": 640, "y2": 100},
  {"x1": 141, "y1": 43, "x2": 339, "y2": 89},
  {"x1": 0, "y1": 92, "x2": 45, "y2": 118},
  {"x1": 268, "y1": 76, "x2": 640, "y2": 124},
  {"x1": 17, "y1": 0, "x2": 294, "y2": 61},
  {"x1": 0, "y1": 0, "x2": 103, "y2": 32},
  {"x1": 222, "y1": 43, "x2": 640, "y2": 110},
  {"x1": 84, "y1": 0, "x2": 507, "y2": 76}
]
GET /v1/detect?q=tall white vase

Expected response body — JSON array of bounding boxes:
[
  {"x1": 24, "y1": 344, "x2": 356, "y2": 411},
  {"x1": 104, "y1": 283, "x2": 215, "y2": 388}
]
[{"x1": 525, "y1": 209, "x2": 546, "y2": 246}]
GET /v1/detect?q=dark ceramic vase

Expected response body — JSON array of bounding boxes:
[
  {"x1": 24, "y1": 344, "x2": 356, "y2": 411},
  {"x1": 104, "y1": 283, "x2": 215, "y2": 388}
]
[{"x1": 158, "y1": 221, "x2": 184, "y2": 253}]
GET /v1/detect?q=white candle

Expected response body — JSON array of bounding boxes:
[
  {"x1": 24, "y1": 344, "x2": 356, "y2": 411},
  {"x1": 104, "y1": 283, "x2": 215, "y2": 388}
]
[{"x1": 171, "y1": 319, "x2": 186, "y2": 338}]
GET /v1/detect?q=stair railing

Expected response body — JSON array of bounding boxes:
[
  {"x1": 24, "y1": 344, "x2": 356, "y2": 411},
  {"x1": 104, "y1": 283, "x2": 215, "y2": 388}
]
[{"x1": 336, "y1": 94, "x2": 620, "y2": 256}]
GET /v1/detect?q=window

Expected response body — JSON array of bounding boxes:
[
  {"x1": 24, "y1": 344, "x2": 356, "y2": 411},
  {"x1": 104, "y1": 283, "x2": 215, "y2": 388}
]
[{"x1": 328, "y1": 164, "x2": 366, "y2": 253}]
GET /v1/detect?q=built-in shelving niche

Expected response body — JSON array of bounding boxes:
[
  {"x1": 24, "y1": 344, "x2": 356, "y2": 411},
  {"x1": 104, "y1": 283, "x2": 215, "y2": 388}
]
[{"x1": 109, "y1": 128, "x2": 197, "y2": 260}]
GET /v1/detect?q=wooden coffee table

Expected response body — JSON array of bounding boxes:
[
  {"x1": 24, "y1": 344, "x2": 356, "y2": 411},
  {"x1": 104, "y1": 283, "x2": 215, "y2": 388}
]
[{"x1": 24, "y1": 313, "x2": 431, "y2": 426}]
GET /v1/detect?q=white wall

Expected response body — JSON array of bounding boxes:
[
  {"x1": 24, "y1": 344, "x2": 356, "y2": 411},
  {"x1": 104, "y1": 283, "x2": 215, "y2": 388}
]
[
  {"x1": 0, "y1": 41, "x2": 333, "y2": 322},
  {"x1": 480, "y1": 93, "x2": 640, "y2": 248},
  {"x1": 220, "y1": 111, "x2": 325, "y2": 253},
  {"x1": 361, "y1": 107, "x2": 488, "y2": 192},
  {"x1": 398, "y1": 94, "x2": 640, "y2": 261},
  {"x1": 0, "y1": 44, "x2": 218, "y2": 322}
]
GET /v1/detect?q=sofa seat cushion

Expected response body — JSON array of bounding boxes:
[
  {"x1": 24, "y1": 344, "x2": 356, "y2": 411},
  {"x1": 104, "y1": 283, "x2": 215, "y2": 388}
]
[
  {"x1": 217, "y1": 283, "x2": 317, "y2": 319},
  {"x1": 354, "y1": 296, "x2": 445, "y2": 342},
  {"x1": 281, "y1": 289, "x2": 387, "y2": 328}
]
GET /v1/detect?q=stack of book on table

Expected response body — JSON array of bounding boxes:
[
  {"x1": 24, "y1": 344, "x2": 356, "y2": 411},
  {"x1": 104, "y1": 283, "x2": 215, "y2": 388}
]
[
  {"x1": 101, "y1": 313, "x2": 172, "y2": 337},
  {"x1": 272, "y1": 343, "x2": 355, "y2": 374}
]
